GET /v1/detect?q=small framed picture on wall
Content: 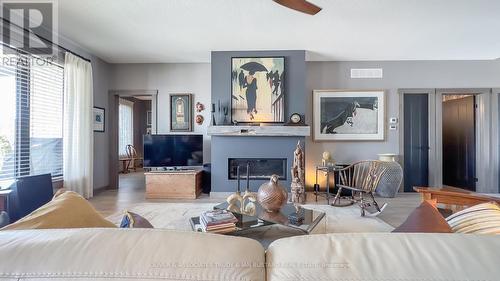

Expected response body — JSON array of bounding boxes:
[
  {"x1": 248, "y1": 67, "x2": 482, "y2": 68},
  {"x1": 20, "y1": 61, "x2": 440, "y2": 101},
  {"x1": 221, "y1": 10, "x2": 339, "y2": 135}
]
[
  {"x1": 170, "y1": 93, "x2": 193, "y2": 132},
  {"x1": 93, "y1": 107, "x2": 105, "y2": 132}
]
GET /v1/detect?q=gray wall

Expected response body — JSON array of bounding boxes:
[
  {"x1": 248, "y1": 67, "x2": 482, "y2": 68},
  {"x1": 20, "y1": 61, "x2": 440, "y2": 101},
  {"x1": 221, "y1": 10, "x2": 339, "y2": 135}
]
[
  {"x1": 306, "y1": 60, "x2": 500, "y2": 188},
  {"x1": 211, "y1": 50, "x2": 307, "y2": 122},
  {"x1": 109, "y1": 63, "x2": 212, "y2": 162}
]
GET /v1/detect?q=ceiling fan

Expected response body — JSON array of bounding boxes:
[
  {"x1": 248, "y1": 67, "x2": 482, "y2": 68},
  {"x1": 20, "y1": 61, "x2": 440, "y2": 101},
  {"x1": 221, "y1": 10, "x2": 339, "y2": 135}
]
[{"x1": 273, "y1": 0, "x2": 322, "y2": 15}]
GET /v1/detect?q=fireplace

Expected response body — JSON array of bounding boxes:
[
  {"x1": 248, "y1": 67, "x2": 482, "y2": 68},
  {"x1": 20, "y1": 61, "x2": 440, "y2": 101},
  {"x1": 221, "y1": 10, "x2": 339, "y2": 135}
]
[{"x1": 228, "y1": 158, "x2": 287, "y2": 180}]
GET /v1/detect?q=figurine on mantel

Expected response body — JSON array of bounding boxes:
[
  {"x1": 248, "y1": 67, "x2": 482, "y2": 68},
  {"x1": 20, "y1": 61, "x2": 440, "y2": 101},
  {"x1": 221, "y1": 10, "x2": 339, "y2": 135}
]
[{"x1": 291, "y1": 141, "x2": 306, "y2": 204}]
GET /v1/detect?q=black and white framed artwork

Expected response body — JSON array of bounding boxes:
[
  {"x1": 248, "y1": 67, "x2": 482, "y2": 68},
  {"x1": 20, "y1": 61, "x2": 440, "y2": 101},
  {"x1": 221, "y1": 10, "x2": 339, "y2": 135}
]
[{"x1": 313, "y1": 90, "x2": 385, "y2": 141}]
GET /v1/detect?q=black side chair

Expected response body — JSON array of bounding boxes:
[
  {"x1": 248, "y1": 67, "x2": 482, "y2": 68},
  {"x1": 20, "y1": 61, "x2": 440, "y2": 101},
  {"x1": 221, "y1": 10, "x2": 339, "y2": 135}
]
[{"x1": 10, "y1": 173, "x2": 53, "y2": 221}]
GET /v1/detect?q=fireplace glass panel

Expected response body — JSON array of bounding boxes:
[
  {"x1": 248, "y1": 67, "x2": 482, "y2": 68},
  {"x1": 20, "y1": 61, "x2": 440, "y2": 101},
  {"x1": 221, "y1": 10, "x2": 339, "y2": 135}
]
[{"x1": 228, "y1": 158, "x2": 287, "y2": 180}]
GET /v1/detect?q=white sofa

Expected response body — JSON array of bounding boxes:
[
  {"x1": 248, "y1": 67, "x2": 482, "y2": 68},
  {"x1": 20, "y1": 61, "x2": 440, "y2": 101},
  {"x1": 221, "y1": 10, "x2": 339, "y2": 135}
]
[{"x1": 0, "y1": 228, "x2": 498, "y2": 281}]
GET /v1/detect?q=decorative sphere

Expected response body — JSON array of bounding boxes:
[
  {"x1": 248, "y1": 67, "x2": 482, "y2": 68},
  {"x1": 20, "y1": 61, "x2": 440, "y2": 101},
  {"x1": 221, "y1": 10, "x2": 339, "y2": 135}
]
[{"x1": 257, "y1": 175, "x2": 288, "y2": 212}]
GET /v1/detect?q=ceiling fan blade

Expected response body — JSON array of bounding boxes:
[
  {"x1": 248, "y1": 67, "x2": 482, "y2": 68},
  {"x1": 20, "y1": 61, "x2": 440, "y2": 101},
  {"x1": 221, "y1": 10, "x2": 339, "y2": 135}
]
[{"x1": 273, "y1": 0, "x2": 322, "y2": 15}]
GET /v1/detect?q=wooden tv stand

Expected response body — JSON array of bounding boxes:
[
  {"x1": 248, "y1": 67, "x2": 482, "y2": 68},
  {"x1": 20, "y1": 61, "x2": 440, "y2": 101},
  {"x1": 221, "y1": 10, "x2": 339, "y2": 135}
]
[{"x1": 145, "y1": 170, "x2": 202, "y2": 199}]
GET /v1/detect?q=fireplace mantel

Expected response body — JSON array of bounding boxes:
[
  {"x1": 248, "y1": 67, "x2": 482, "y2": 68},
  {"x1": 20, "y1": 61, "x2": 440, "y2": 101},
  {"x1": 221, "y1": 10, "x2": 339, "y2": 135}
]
[{"x1": 207, "y1": 125, "x2": 310, "y2": 137}]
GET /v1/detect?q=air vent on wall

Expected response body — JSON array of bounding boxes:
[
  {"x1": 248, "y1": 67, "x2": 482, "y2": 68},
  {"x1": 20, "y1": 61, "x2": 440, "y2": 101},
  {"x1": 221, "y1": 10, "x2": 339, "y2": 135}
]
[{"x1": 350, "y1": 68, "x2": 383, "y2": 79}]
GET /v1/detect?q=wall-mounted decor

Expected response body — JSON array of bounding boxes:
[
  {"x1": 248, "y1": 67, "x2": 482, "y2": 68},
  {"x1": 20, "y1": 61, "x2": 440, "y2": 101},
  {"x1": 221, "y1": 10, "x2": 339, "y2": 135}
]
[
  {"x1": 231, "y1": 57, "x2": 285, "y2": 123},
  {"x1": 313, "y1": 90, "x2": 385, "y2": 141},
  {"x1": 195, "y1": 102, "x2": 205, "y2": 113},
  {"x1": 170, "y1": 93, "x2": 193, "y2": 132},
  {"x1": 195, "y1": 114, "x2": 204, "y2": 125},
  {"x1": 146, "y1": 110, "x2": 152, "y2": 126},
  {"x1": 93, "y1": 107, "x2": 105, "y2": 132}
]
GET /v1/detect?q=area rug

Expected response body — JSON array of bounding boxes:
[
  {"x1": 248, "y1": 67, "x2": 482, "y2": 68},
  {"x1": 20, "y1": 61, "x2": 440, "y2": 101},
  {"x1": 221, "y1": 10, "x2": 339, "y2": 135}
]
[{"x1": 107, "y1": 203, "x2": 393, "y2": 247}]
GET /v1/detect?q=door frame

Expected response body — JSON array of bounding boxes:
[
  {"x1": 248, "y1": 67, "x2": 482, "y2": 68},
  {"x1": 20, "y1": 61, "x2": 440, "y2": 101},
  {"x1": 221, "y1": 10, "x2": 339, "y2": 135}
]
[
  {"x1": 400, "y1": 88, "x2": 499, "y2": 193},
  {"x1": 108, "y1": 89, "x2": 158, "y2": 190},
  {"x1": 398, "y1": 89, "x2": 436, "y2": 191},
  {"x1": 436, "y1": 88, "x2": 491, "y2": 192},
  {"x1": 490, "y1": 88, "x2": 500, "y2": 193}
]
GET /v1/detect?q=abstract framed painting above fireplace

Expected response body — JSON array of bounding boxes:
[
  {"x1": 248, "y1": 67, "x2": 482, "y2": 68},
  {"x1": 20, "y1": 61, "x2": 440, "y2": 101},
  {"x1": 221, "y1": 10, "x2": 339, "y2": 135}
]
[{"x1": 228, "y1": 158, "x2": 287, "y2": 180}]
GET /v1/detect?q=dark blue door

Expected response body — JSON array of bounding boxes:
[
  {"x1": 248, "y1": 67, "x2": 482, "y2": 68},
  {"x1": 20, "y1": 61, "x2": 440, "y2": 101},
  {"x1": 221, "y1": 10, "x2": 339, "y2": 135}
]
[{"x1": 404, "y1": 94, "x2": 429, "y2": 192}]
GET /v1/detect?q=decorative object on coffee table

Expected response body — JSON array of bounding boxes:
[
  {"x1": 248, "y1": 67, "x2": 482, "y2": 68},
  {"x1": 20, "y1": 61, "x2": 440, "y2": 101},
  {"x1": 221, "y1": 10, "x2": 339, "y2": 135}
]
[
  {"x1": 258, "y1": 174, "x2": 288, "y2": 212},
  {"x1": 226, "y1": 164, "x2": 257, "y2": 216},
  {"x1": 291, "y1": 141, "x2": 305, "y2": 204}
]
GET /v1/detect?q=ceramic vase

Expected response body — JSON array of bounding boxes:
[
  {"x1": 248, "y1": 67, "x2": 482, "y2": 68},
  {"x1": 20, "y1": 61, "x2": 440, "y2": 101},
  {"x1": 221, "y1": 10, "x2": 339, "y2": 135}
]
[{"x1": 257, "y1": 174, "x2": 288, "y2": 212}]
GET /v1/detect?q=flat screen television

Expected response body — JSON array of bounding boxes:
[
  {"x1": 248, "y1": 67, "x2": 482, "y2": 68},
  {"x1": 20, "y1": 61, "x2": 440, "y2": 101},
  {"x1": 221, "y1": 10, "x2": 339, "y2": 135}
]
[{"x1": 143, "y1": 134, "x2": 203, "y2": 168}]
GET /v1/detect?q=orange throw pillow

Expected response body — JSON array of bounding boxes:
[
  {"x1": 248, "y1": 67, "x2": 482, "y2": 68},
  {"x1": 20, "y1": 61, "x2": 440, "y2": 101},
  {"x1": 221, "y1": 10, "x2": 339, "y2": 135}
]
[{"x1": 393, "y1": 200, "x2": 452, "y2": 233}]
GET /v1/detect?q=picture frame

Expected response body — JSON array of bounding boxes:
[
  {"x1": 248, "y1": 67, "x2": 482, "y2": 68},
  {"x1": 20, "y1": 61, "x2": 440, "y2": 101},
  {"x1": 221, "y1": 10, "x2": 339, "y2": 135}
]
[
  {"x1": 146, "y1": 110, "x2": 152, "y2": 126},
  {"x1": 231, "y1": 57, "x2": 285, "y2": 123},
  {"x1": 93, "y1": 107, "x2": 105, "y2": 132},
  {"x1": 170, "y1": 93, "x2": 193, "y2": 132},
  {"x1": 313, "y1": 90, "x2": 385, "y2": 141}
]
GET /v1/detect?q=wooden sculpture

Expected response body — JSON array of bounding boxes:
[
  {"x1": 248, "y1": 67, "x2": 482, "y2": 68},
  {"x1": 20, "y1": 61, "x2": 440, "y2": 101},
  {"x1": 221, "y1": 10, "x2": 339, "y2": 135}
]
[{"x1": 291, "y1": 141, "x2": 306, "y2": 204}]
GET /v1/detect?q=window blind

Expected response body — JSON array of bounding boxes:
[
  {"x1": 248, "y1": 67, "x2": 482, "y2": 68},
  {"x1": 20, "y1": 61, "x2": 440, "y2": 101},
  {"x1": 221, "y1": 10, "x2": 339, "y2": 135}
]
[{"x1": 0, "y1": 44, "x2": 64, "y2": 181}]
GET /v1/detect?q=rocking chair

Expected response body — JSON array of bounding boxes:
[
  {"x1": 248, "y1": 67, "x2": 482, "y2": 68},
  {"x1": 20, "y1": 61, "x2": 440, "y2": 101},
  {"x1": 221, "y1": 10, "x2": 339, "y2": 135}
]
[{"x1": 333, "y1": 160, "x2": 388, "y2": 216}]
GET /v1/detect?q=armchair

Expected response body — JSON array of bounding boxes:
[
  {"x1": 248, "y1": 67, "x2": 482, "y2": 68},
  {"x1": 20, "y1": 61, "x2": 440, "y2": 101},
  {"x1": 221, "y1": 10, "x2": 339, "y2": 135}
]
[{"x1": 333, "y1": 160, "x2": 387, "y2": 216}]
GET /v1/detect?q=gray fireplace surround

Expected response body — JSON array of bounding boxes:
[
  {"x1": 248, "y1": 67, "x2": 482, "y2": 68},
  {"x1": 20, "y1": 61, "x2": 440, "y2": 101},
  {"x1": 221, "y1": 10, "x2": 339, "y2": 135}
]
[{"x1": 211, "y1": 135, "x2": 305, "y2": 194}]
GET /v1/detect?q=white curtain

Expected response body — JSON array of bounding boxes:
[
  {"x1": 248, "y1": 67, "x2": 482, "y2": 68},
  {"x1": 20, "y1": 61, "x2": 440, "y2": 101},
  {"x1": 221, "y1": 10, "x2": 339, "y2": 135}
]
[
  {"x1": 119, "y1": 98, "x2": 134, "y2": 157},
  {"x1": 63, "y1": 52, "x2": 94, "y2": 199}
]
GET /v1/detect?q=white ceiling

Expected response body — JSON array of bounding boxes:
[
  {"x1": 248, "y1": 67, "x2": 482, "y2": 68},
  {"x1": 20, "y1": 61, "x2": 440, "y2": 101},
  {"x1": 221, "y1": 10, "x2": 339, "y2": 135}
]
[{"x1": 58, "y1": 0, "x2": 500, "y2": 63}]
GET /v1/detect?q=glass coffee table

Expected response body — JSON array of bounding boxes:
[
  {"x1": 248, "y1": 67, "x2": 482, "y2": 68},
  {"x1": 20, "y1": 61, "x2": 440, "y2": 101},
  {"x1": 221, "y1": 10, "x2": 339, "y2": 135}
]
[{"x1": 190, "y1": 201, "x2": 325, "y2": 235}]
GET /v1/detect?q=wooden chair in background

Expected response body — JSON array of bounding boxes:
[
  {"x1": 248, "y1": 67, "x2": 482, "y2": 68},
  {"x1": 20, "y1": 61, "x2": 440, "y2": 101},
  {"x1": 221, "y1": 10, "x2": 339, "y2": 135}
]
[
  {"x1": 333, "y1": 160, "x2": 388, "y2": 216},
  {"x1": 125, "y1": 144, "x2": 143, "y2": 172}
]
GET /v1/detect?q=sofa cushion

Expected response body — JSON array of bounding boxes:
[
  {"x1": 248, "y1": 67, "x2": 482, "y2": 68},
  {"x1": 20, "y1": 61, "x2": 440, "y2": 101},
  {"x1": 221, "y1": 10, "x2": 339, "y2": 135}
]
[
  {"x1": 392, "y1": 200, "x2": 453, "y2": 233},
  {"x1": 120, "y1": 211, "x2": 153, "y2": 228},
  {"x1": 446, "y1": 202, "x2": 500, "y2": 234},
  {"x1": 1, "y1": 191, "x2": 116, "y2": 230},
  {"x1": 0, "y1": 228, "x2": 265, "y2": 280},
  {"x1": 266, "y1": 233, "x2": 500, "y2": 281}
]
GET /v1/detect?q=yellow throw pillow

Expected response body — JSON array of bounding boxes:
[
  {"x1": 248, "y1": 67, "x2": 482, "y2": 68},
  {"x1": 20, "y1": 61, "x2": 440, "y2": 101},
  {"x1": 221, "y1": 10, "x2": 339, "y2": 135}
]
[
  {"x1": 1, "y1": 191, "x2": 116, "y2": 230},
  {"x1": 446, "y1": 202, "x2": 500, "y2": 234}
]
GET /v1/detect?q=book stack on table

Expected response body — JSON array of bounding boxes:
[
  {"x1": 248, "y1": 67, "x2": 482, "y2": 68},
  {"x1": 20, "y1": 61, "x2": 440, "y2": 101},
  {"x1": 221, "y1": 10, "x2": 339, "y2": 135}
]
[{"x1": 200, "y1": 209, "x2": 238, "y2": 234}]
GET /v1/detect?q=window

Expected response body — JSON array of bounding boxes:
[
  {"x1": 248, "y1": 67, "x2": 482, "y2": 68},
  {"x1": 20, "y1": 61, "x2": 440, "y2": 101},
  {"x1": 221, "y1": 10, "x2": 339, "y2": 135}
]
[
  {"x1": 119, "y1": 98, "x2": 134, "y2": 157},
  {"x1": 0, "y1": 44, "x2": 64, "y2": 181}
]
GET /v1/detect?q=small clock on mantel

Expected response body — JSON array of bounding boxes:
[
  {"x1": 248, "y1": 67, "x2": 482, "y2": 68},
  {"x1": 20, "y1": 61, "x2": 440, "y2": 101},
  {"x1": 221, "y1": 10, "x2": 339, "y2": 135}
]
[{"x1": 286, "y1": 113, "x2": 305, "y2": 126}]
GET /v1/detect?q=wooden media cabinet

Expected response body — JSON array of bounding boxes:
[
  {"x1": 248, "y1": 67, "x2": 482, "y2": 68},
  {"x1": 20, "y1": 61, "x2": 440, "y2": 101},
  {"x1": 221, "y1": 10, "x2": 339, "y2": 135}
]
[{"x1": 145, "y1": 170, "x2": 202, "y2": 199}]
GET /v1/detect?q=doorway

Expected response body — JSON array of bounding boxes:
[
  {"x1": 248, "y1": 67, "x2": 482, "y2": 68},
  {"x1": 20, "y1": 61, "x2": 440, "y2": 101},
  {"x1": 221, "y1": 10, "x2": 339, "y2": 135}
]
[
  {"x1": 108, "y1": 90, "x2": 158, "y2": 190},
  {"x1": 442, "y1": 95, "x2": 476, "y2": 190}
]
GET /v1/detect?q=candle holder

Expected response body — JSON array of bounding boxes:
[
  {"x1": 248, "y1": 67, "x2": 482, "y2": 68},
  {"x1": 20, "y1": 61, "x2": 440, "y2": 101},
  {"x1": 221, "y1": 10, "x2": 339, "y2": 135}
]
[{"x1": 211, "y1": 103, "x2": 216, "y2": 126}]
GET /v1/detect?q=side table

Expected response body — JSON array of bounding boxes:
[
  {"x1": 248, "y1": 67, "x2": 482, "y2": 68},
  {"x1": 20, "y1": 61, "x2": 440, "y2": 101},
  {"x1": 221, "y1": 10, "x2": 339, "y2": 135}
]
[{"x1": 314, "y1": 165, "x2": 348, "y2": 205}]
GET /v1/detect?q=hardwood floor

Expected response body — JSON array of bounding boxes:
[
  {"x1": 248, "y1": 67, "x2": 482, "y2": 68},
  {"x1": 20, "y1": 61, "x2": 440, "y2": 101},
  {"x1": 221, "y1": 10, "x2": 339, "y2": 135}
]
[{"x1": 90, "y1": 170, "x2": 421, "y2": 227}]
